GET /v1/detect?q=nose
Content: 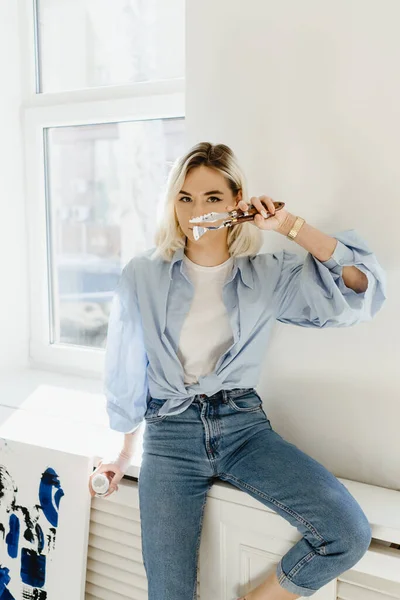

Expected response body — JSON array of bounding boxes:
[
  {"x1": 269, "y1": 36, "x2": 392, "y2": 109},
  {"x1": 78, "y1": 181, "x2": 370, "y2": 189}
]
[{"x1": 190, "y1": 210, "x2": 203, "y2": 221}]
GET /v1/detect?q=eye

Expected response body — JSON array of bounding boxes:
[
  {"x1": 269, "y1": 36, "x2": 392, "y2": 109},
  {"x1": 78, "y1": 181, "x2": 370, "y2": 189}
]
[{"x1": 179, "y1": 196, "x2": 222, "y2": 203}]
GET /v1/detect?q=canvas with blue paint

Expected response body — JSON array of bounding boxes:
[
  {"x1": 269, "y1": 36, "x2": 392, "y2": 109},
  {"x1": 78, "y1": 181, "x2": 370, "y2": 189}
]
[{"x1": 0, "y1": 438, "x2": 93, "y2": 600}]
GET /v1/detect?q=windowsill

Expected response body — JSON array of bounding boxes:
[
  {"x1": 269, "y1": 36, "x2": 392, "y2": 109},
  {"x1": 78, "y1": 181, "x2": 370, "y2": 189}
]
[
  {"x1": 0, "y1": 366, "x2": 129, "y2": 466},
  {"x1": 0, "y1": 366, "x2": 399, "y2": 544}
]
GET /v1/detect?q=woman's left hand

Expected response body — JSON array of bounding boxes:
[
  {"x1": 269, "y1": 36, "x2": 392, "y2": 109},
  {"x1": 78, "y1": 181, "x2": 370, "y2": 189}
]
[{"x1": 227, "y1": 195, "x2": 289, "y2": 232}]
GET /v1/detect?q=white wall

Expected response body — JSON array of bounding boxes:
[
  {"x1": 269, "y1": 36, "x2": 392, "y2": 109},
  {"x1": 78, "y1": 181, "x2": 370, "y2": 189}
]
[
  {"x1": 186, "y1": 0, "x2": 399, "y2": 489},
  {"x1": 0, "y1": 1, "x2": 29, "y2": 369}
]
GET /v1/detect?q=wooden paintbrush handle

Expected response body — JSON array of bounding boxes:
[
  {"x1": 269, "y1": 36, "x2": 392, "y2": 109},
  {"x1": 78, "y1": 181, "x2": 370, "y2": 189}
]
[{"x1": 233, "y1": 200, "x2": 285, "y2": 224}]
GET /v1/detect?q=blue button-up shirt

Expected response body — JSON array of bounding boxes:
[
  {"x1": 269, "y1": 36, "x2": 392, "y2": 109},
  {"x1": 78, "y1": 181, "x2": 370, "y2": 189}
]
[{"x1": 104, "y1": 229, "x2": 386, "y2": 433}]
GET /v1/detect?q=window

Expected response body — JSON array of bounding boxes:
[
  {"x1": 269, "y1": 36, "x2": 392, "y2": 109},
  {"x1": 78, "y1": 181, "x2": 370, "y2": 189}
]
[
  {"x1": 46, "y1": 118, "x2": 184, "y2": 350},
  {"x1": 35, "y1": 0, "x2": 184, "y2": 93},
  {"x1": 23, "y1": 0, "x2": 185, "y2": 375}
]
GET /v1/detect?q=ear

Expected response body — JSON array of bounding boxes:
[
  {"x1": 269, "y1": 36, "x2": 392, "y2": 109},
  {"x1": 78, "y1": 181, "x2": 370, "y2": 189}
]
[{"x1": 226, "y1": 190, "x2": 243, "y2": 212}]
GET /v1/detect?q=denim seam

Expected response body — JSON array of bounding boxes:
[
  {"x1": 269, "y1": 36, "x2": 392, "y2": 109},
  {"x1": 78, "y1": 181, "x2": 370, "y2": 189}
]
[
  {"x1": 228, "y1": 387, "x2": 256, "y2": 398},
  {"x1": 215, "y1": 406, "x2": 222, "y2": 444},
  {"x1": 227, "y1": 398, "x2": 262, "y2": 413},
  {"x1": 145, "y1": 414, "x2": 167, "y2": 423},
  {"x1": 138, "y1": 485, "x2": 147, "y2": 573},
  {"x1": 198, "y1": 402, "x2": 221, "y2": 471},
  {"x1": 284, "y1": 549, "x2": 317, "y2": 580},
  {"x1": 144, "y1": 410, "x2": 168, "y2": 423},
  {"x1": 277, "y1": 554, "x2": 319, "y2": 595},
  {"x1": 220, "y1": 473, "x2": 327, "y2": 545},
  {"x1": 145, "y1": 402, "x2": 167, "y2": 423},
  {"x1": 199, "y1": 405, "x2": 211, "y2": 457},
  {"x1": 192, "y1": 481, "x2": 214, "y2": 600}
]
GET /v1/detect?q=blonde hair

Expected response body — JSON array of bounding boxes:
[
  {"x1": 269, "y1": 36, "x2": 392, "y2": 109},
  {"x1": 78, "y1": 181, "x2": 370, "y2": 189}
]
[{"x1": 152, "y1": 142, "x2": 263, "y2": 261}]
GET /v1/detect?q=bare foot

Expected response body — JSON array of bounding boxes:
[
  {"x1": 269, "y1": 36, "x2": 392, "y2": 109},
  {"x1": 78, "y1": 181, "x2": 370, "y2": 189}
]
[{"x1": 240, "y1": 569, "x2": 301, "y2": 600}]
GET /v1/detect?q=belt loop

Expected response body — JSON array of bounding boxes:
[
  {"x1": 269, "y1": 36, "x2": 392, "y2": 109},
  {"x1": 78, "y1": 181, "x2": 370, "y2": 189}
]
[{"x1": 222, "y1": 389, "x2": 228, "y2": 402}]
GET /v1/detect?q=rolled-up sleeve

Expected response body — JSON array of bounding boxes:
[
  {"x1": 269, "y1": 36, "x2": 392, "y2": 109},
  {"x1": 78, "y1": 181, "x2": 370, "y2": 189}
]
[
  {"x1": 273, "y1": 229, "x2": 387, "y2": 328},
  {"x1": 103, "y1": 261, "x2": 149, "y2": 432}
]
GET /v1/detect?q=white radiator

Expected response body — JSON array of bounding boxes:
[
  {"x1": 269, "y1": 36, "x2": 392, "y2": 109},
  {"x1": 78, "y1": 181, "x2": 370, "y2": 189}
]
[{"x1": 85, "y1": 476, "x2": 399, "y2": 600}]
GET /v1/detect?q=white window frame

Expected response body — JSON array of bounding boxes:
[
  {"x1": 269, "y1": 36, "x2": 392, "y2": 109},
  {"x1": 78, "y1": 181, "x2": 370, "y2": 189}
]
[{"x1": 20, "y1": 0, "x2": 185, "y2": 378}]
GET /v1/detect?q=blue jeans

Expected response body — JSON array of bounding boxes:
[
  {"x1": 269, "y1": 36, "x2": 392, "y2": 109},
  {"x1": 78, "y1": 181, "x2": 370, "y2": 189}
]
[{"x1": 138, "y1": 388, "x2": 371, "y2": 599}]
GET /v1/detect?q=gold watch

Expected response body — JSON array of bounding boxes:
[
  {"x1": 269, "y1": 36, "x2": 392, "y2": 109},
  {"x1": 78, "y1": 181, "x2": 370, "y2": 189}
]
[{"x1": 287, "y1": 216, "x2": 305, "y2": 241}]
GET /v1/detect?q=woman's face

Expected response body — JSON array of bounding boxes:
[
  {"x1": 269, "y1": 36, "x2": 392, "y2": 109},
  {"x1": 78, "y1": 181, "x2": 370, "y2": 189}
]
[{"x1": 174, "y1": 165, "x2": 242, "y2": 243}]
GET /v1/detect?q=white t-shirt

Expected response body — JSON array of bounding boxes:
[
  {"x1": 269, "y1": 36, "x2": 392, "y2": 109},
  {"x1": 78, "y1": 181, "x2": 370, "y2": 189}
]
[{"x1": 177, "y1": 254, "x2": 234, "y2": 385}]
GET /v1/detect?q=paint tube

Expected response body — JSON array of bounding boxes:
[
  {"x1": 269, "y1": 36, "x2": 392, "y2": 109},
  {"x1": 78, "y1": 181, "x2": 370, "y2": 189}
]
[{"x1": 92, "y1": 473, "x2": 110, "y2": 497}]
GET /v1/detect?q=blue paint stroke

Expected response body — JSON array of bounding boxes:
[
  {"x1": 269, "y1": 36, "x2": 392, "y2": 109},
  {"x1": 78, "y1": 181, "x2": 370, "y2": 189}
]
[
  {"x1": 38, "y1": 468, "x2": 65, "y2": 528},
  {"x1": 0, "y1": 565, "x2": 14, "y2": 599},
  {"x1": 0, "y1": 566, "x2": 11, "y2": 592},
  {"x1": 20, "y1": 549, "x2": 46, "y2": 588},
  {"x1": 5, "y1": 514, "x2": 19, "y2": 559},
  {"x1": 0, "y1": 586, "x2": 15, "y2": 600}
]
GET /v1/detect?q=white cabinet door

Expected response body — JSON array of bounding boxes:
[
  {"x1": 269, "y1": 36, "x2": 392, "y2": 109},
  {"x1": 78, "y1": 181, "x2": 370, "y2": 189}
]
[{"x1": 198, "y1": 496, "x2": 335, "y2": 600}]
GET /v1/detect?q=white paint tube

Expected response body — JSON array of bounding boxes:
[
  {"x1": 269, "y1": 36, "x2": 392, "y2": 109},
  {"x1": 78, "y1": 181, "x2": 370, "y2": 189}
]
[{"x1": 92, "y1": 473, "x2": 110, "y2": 497}]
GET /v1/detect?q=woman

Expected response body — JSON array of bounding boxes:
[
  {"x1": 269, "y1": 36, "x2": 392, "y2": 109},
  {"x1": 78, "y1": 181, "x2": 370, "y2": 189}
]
[{"x1": 89, "y1": 142, "x2": 386, "y2": 600}]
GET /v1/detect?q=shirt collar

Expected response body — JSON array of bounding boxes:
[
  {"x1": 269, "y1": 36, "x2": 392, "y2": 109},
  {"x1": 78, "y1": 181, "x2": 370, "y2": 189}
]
[{"x1": 168, "y1": 246, "x2": 254, "y2": 289}]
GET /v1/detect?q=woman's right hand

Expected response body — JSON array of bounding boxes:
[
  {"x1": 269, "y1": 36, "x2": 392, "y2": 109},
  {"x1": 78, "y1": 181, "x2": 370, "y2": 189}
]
[{"x1": 88, "y1": 450, "x2": 132, "y2": 498}]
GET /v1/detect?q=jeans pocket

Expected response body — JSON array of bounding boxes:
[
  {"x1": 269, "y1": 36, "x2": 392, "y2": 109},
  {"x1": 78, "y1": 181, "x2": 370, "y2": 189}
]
[
  {"x1": 227, "y1": 389, "x2": 263, "y2": 412},
  {"x1": 144, "y1": 398, "x2": 168, "y2": 423}
]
